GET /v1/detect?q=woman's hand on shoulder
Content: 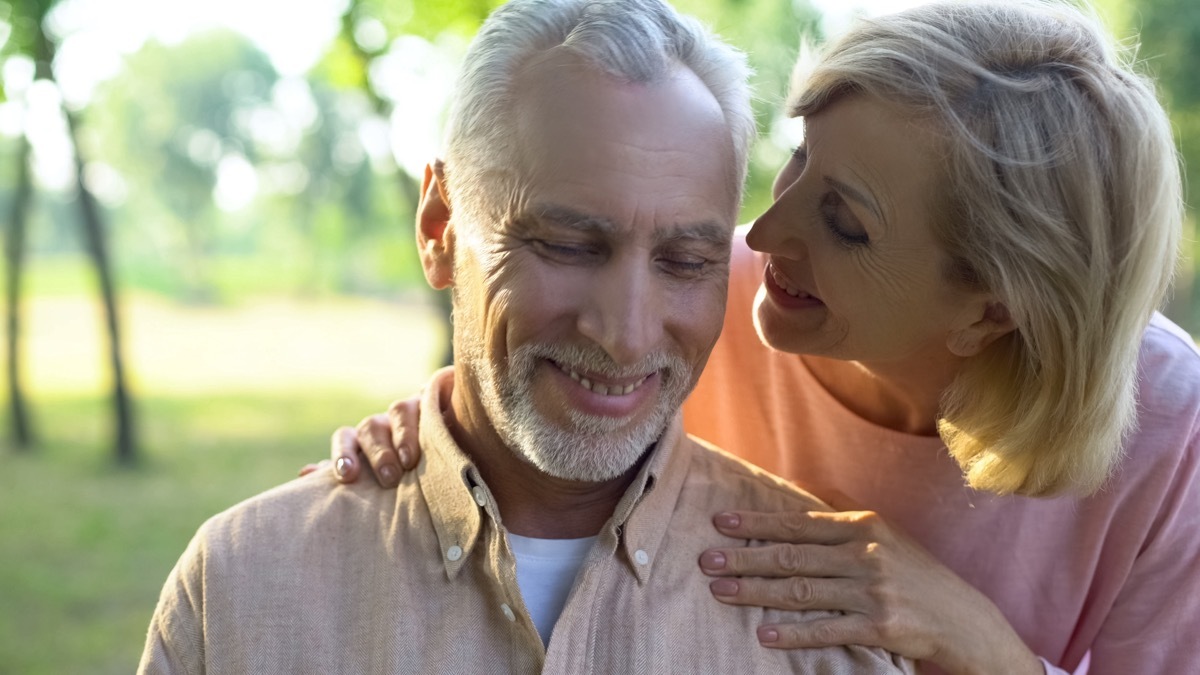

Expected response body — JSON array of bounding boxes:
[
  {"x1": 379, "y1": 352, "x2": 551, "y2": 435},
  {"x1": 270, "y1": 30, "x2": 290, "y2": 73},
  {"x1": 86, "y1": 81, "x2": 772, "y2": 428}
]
[
  {"x1": 698, "y1": 508, "x2": 1042, "y2": 675},
  {"x1": 298, "y1": 396, "x2": 423, "y2": 488}
]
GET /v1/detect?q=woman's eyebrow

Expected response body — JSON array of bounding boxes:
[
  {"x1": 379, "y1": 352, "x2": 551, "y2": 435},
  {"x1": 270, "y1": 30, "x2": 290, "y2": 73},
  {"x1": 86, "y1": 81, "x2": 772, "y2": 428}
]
[{"x1": 824, "y1": 175, "x2": 885, "y2": 224}]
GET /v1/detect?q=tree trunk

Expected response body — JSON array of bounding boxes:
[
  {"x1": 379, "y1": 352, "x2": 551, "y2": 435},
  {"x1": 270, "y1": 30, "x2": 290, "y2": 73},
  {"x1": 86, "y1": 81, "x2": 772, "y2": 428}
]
[
  {"x1": 62, "y1": 110, "x2": 137, "y2": 464},
  {"x1": 4, "y1": 134, "x2": 35, "y2": 449},
  {"x1": 35, "y1": 20, "x2": 137, "y2": 464}
]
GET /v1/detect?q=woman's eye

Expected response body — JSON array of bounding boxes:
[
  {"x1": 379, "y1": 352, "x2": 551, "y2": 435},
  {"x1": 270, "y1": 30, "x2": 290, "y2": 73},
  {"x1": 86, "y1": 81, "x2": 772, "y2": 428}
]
[{"x1": 820, "y1": 192, "x2": 870, "y2": 247}]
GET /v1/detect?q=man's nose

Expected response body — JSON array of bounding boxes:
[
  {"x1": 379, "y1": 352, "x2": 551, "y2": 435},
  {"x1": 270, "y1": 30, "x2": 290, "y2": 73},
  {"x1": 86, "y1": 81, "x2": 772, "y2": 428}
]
[{"x1": 576, "y1": 259, "x2": 664, "y2": 367}]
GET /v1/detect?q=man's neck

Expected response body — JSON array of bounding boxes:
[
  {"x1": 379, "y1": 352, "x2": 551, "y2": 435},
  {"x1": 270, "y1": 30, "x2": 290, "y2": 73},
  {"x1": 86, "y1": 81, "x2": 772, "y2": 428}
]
[{"x1": 446, "y1": 376, "x2": 644, "y2": 539}]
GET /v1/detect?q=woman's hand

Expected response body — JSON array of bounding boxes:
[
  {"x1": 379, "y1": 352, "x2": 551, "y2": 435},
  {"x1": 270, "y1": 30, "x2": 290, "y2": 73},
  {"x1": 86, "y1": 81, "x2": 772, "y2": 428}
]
[
  {"x1": 698, "y1": 509, "x2": 1042, "y2": 675},
  {"x1": 298, "y1": 396, "x2": 423, "y2": 488}
]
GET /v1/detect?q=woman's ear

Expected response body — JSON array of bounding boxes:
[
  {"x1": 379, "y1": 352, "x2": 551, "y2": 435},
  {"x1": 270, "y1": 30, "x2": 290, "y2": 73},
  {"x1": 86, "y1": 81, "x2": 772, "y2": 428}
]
[
  {"x1": 417, "y1": 160, "x2": 454, "y2": 290},
  {"x1": 947, "y1": 300, "x2": 1015, "y2": 357}
]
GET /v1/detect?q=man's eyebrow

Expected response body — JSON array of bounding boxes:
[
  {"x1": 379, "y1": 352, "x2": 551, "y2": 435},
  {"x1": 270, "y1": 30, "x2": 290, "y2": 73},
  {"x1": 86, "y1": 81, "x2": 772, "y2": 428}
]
[
  {"x1": 529, "y1": 205, "x2": 616, "y2": 233},
  {"x1": 529, "y1": 203, "x2": 731, "y2": 246},
  {"x1": 824, "y1": 176, "x2": 885, "y2": 224},
  {"x1": 661, "y1": 220, "x2": 733, "y2": 248}
]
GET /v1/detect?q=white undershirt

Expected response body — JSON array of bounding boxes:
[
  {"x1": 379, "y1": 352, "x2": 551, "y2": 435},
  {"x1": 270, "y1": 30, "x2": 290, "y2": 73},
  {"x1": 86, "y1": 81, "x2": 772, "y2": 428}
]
[{"x1": 507, "y1": 533, "x2": 596, "y2": 647}]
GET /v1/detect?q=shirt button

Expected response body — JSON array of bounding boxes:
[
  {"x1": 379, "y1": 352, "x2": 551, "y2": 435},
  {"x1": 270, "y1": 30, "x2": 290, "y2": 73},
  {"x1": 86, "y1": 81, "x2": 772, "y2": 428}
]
[
  {"x1": 634, "y1": 549, "x2": 649, "y2": 565},
  {"x1": 472, "y1": 486, "x2": 487, "y2": 506},
  {"x1": 501, "y1": 603, "x2": 516, "y2": 622},
  {"x1": 446, "y1": 545, "x2": 463, "y2": 562}
]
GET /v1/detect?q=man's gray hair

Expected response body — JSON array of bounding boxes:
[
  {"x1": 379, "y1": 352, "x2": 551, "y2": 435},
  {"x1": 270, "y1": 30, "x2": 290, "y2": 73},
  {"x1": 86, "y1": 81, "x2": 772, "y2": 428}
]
[{"x1": 443, "y1": 0, "x2": 755, "y2": 223}]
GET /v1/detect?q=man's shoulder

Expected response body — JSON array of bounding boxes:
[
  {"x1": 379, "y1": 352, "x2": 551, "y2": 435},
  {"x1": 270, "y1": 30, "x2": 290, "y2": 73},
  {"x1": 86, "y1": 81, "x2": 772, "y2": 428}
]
[
  {"x1": 193, "y1": 472, "x2": 401, "y2": 562},
  {"x1": 680, "y1": 434, "x2": 831, "y2": 513}
]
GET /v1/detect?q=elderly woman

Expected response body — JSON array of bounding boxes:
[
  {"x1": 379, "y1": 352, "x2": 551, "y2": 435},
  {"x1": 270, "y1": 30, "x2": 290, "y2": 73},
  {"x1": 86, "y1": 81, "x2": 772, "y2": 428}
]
[{"x1": 313, "y1": 2, "x2": 1199, "y2": 673}]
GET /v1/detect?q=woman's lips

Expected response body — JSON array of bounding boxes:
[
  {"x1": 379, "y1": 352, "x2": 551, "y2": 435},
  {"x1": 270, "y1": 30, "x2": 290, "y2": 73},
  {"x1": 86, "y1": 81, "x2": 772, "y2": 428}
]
[{"x1": 764, "y1": 262, "x2": 824, "y2": 308}]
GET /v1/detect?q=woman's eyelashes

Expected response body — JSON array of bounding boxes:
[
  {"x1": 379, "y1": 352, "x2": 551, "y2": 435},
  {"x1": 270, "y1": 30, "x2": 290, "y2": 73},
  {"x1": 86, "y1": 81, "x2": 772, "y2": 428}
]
[
  {"x1": 820, "y1": 192, "x2": 870, "y2": 247},
  {"x1": 790, "y1": 145, "x2": 870, "y2": 248}
]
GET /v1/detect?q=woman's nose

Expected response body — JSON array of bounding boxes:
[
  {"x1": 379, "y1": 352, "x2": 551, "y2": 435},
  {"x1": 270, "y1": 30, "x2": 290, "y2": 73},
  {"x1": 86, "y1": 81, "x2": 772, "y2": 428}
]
[{"x1": 746, "y1": 190, "x2": 806, "y2": 260}]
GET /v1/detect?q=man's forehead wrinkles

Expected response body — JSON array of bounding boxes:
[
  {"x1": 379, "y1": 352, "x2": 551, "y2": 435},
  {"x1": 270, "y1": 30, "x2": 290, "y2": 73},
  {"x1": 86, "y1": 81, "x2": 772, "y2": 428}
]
[{"x1": 525, "y1": 203, "x2": 729, "y2": 243}]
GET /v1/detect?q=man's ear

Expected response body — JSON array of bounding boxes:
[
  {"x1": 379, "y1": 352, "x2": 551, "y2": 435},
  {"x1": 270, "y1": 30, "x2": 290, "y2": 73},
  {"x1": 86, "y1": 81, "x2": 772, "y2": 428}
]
[
  {"x1": 417, "y1": 159, "x2": 454, "y2": 290},
  {"x1": 947, "y1": 300, "x2": 1016, "y2": 358}
]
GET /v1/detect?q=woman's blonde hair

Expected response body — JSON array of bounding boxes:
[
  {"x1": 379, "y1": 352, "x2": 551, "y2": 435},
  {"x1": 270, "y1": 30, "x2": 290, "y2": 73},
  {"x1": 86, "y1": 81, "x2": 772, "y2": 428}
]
[{"x1": 791, "y1": 1, "x2": 1184, "y2": 496}]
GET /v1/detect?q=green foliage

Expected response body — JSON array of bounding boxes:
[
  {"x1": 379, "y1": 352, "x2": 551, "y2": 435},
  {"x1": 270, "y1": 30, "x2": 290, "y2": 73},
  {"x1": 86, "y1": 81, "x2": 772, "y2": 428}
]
[
  {"x1": 356, "y1": 0, "x2": 505, "y2": 41},
  {"x1": 1133, "y1": 0, "x2": 1200, "y2": 212},
  {"x1": 1108, "y1": 0, "x2": 1200, "y2": 329},
  {"x1": 1095, "y1": 0, "x2": 1200, "y2": 211},
  {"x1": 312, "y1": 34, "x2": 371, "y2": 92},
  {"x1": 675, "y1": 0, "x2": 822, "y2": 222},
  {"x1": 0, "y1": 0, "x2": 47, "y2": 59},
  {"x1": 1136, "y1": 0, "x2": 1200, "y2": 107},
  {"x1": 79, "y1": 32, "x2": 275, "y2": 298},
  {"x1": 73, "y1": 29, "x2": 420, "y2": 300}
]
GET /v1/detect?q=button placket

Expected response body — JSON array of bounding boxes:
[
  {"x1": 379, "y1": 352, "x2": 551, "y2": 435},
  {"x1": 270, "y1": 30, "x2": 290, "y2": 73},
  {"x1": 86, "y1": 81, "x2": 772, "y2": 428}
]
[{"x1": 500, "y1": 603, "x2": 516, "y2": 622}]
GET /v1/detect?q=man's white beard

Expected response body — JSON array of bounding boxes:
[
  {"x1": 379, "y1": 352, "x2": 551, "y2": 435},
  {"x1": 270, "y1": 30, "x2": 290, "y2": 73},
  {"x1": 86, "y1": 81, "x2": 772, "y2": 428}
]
[{"x1": 461, "y1": 338, "x2": 692, "y2": 483}]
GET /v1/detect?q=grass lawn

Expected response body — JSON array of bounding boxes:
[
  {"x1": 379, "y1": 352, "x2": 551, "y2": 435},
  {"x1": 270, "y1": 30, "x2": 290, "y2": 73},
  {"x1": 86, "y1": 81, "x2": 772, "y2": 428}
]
[{"x1": 0, "y1": 292, "x2": 443, "y2": 674}]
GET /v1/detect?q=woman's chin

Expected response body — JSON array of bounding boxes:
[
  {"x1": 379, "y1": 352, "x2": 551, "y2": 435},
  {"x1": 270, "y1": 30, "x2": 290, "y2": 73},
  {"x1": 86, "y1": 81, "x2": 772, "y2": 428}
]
[{"x1": 752, "y1": 286, "x2": 827, "y2": 355}]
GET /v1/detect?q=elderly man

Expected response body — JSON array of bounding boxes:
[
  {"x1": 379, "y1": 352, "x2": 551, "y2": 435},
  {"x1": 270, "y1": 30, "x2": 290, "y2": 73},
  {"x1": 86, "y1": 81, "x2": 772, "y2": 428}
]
[{"x1": 138, "y1": 0, "x2": 911, "y2": 672}]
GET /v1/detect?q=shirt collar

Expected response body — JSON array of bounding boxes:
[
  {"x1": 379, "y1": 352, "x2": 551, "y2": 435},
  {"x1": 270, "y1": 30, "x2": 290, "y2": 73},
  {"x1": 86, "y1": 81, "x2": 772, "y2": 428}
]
[
  {"x1": 417, "y1": 368, "x2": 484, "y2": 580},
  {"x1": 416, "y1": 367, "x2": 695, "y2": 584},
  {"x1": 607, "y1": 412, "x2": 692, "y2": 585}
]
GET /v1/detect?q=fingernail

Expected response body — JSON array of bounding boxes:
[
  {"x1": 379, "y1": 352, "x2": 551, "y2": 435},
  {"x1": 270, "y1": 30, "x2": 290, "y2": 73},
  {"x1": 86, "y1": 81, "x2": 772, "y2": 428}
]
[
  {"x1": 715, "y1": 512, "x2": 741, "y2": 529},
  {"x1": 398, "y1": 447, "x2": 412, "y2": 469},
  {"x1": 710, "y1": 579, "x2": 739, "y2": 597},
  {"x1": 379, "y1": 464, "x2": 397, "y2": 484},
  {"x1": 699, "y1": 551, "x2": 726, "y2": 570},
  {"x1": 758, "y1": 628, "x2": 779, "y2": 644},
  {"x1": 335, "y1": 457, "x2": 352, "y2": 477}
]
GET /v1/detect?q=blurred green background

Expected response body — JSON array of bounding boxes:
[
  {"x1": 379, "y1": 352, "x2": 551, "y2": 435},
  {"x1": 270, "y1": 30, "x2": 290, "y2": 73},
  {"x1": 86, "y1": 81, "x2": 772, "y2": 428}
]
[{"x1": 0, "y1": 0, "x2": 1195, "y2": 672}]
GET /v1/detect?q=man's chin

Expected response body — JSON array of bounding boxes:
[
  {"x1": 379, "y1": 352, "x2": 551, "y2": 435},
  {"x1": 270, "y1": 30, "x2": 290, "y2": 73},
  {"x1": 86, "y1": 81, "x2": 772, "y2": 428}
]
[
  {"x1": 507, "y1": 420, "x2": 665, "y2": 483},
  {"x1": 527, "y1": 450, "x2": 646, "y2": 483}
]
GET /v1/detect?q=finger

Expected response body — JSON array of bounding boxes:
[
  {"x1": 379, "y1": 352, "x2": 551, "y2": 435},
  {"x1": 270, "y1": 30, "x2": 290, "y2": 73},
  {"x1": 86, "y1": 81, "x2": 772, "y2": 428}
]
[
  {"x1": 329, "y1": 428, "x2": 361, "y2": 484},
  {"x1": 699, "y1": 543, "x2": 855, "y2": 578},
  {"x1": 708, "y1": 575, "x2": 868, "y2": 614},
  {"x1": 757, "y1": 614, "x2": 880, "y2": 650},
  {"x1": 357, "y1": 413, "x2": 403, "y2": 488},
  {"x1": 386, "y1": 397, "x2": 422, "y2": 470},
  {"x1": 813, "y1": 486, "x2": 864, "y2": 512},
  {"x1": 712, "y1": 510, "x2": 860, "y2": 545},
  {"x1": 298, "y1": 459, "x2": 331, "y2": 477}
]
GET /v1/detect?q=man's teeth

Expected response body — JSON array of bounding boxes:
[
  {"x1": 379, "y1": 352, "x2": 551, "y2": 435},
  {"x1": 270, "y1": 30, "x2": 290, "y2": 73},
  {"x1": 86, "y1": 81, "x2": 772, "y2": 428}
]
[
  {"x1": 562, "y1": 365, "x2": 647, "y2": 396},
  {"x1": 771, "y1": 267, "x2": 812, "y2": 298}
]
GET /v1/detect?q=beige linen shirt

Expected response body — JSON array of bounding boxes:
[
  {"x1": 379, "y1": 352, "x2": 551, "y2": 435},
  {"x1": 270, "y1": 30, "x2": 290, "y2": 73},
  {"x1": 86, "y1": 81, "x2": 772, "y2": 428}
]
[{"x1": 139, "y1": 368, "x2": 912, "y2": 674}]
